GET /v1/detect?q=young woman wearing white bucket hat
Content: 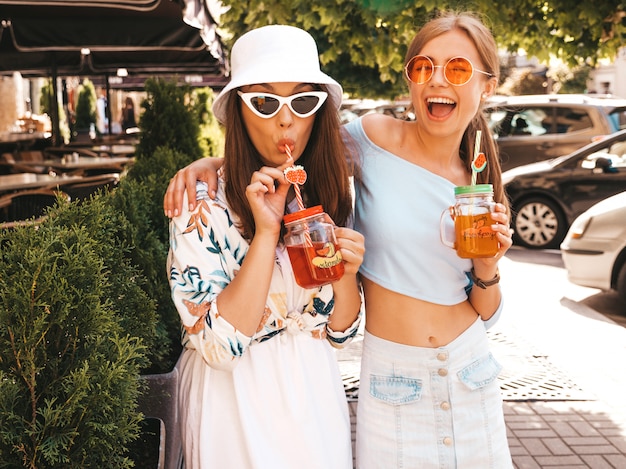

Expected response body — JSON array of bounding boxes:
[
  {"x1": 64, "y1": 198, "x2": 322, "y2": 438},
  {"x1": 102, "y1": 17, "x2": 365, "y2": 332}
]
[{"x1": 167, "y1": 25, "x2": 364, "y2": 468}]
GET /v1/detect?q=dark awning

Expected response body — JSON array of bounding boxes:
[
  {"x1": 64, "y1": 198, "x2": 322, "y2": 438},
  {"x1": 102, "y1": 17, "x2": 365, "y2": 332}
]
[
  {"x1": 0, "y1": 0, "x2": 228, "y2": 144},
  {"x1": 0, "y1": 0, "x2": 226, "y2": 77}
]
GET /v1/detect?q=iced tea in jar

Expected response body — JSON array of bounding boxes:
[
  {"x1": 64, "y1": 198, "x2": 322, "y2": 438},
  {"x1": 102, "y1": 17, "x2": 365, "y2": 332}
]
[
  {"x1": 440, "y1": 184, "x2": 499, "y2": 258},
  {"x1": 283, "y1": 205, "x2": 345, "y2": 288}
]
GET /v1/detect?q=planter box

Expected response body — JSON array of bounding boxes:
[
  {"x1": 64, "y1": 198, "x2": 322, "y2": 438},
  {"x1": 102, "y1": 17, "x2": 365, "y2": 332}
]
[{"x1": 134, "y1": 354, "x2": 183, "y2": 469}]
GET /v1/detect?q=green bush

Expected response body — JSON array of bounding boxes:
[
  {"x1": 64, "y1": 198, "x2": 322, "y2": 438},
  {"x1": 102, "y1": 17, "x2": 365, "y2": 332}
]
[
  {"x1": 74, "y1": 78, "x2": 97, "y2": 132},
  {"x1": 193, "y1": 86, "x2": 224, "y2": 158},
  {"x1": 40, "y1": 80, "x2": 71, "y2": 144},
  {"x1": 46, "y1": 174, "x2": 182, "y2": 374},
  {"x1": 125, "y1": 80, "x2": 225, "y2": 372},
  {"x1": 0, "y1": 77, "x2": 225, "y2": 466},
  {"x1": 0, "y1": 212, "x2": 148, "y2": 468},
  {"x1": 111, "y1": 169, "x2": 183, "y2": 372},
  {"x1": 44, "y1": 188, "x2": 160, "y2": 364},
  {"x1": 135, "y1": 78, "x2": 203, "y2": 162}
]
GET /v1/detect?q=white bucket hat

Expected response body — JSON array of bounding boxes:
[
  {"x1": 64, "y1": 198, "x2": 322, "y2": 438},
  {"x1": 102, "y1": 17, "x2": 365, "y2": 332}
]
[{"x1": 212, "y1": 24, "x2": 343, "y2": 124}]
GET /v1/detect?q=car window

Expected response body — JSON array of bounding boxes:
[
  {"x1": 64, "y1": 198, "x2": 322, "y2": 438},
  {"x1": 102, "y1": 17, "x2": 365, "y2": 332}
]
[
  {"x1": 608, "y1": 141, "x2": 626, "y2": 166},
  {"x1": 486, "y1": 109, "x2": 507, "y2": 135},
  {"x1": 556, "y1": 107, "x2": 593, "y2": 133},
  {"x1": 486, "y1": 107, "x2": 549, "y2": 138},
  {"x1": 608, "y1": 107, "x2": 626, "y2": 131},
  {"x1": 513, "y1": 110, "x2": 547, "y2": 136},
  {"x1": 522, "y1": 107, "x2": 555, "y2": 135},
  {"x1": 580, "y1": 143, "x2": 626, "y2": 170},
  {"x1": 581, "y1": 149, "x2": 611, "y2": 169}
]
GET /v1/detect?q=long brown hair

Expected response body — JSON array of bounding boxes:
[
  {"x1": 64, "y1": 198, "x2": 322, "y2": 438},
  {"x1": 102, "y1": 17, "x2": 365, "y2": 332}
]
[
  {"x1": 221, "y1": 84, "x2": 355, "y2": 240},
  {"x1": 405, "y1": 11, "x2": 509, "y2": 214}
]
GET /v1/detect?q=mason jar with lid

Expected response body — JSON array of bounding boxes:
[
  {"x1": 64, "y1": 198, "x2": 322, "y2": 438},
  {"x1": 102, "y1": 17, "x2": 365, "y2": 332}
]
[
  {"x1": 283, "y1": 205, "x2": 344, "y2": 288},
  {"x1": 440, "y1": 184, "x2": 499, "y2": 258}
]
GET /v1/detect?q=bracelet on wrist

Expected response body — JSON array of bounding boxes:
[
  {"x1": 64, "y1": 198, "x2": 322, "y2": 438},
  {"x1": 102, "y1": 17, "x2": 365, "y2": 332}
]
[{"x1": 470, "y1": 267, "x2": 500, "y2": 289}]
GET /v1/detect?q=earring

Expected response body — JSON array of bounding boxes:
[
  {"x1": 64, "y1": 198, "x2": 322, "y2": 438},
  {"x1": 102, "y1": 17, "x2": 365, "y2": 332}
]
[{"x1": 481, "y1": 93, "x2": 488, "y2": 99}]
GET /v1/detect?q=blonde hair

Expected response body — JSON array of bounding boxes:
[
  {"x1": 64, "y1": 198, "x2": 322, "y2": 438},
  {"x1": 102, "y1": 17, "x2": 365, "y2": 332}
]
[{"x1": 405, "y1": 11, "x2": 509, "y2": 214}]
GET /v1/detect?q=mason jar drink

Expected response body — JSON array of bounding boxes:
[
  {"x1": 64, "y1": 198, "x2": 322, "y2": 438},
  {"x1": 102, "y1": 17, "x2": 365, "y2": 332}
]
[
  {"x1": 283, "y1": 205, "x2": 344, "y2": 288},
  {"x1": 440, "y1": 184, "x2": 499, "y2": 258}
]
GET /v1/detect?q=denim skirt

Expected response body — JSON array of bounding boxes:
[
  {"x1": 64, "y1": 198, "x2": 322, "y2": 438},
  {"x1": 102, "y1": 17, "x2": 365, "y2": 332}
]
[{"x1": 356, "y1": 317, "x2": 512, "y2": 469}]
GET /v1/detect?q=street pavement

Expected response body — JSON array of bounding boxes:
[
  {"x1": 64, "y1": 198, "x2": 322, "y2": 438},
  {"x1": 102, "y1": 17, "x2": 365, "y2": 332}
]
[
  {"x1": 497, "y1": 251, "x2": 626, "y2": 468},
  {"x1": 338, "y1": 248, "x2": 626, "y2": 468}
]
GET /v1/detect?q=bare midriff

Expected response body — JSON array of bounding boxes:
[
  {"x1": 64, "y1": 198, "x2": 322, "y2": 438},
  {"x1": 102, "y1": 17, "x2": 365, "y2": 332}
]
[{"x1": 362, "y1": 277, "x2": 479, "y2": 348}]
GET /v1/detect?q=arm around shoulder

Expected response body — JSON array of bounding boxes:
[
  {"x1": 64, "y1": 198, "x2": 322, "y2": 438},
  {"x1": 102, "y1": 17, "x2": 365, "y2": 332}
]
[{"x1": 164, "y1": 157, "x2": 224, "y2": 217}]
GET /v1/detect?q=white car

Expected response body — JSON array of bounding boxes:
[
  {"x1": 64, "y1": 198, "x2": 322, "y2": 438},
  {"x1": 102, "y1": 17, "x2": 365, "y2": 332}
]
[{"x1": 560, "y1": 191, "x2": 626, "y2": 301}]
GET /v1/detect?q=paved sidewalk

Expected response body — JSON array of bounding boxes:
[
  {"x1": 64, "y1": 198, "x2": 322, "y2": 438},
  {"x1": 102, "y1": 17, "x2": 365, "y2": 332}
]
[
  {"x1": 338, "y1": 254, "x2": 626, "y2": 468},
  {"x1": 504, "y1": 400, "x2": 626, "y2": 468},
  {"x1": 497, "y1": 255, "x2": 626, "y2": 468}
]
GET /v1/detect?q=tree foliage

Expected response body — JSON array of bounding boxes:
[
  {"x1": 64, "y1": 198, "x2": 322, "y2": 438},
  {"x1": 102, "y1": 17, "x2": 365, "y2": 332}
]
[
  {"x1": 40, "y1": 80, "x2": 71, "y2": 143},
  {"x1": 220, "y1": 0, "x2": 426, "y2": 99},
  {"x1": 73, "y1": 78, "x2": 97, "y2": 131},
  {"x1": 217, "y1": 0, "x2": 626, "y2": 99},
  {"x1": 482, "y1": 0, "x2": 626, "y2": 67},
  {"x1": 135, "y1": 78, "x2": 203, "y2": 161}
]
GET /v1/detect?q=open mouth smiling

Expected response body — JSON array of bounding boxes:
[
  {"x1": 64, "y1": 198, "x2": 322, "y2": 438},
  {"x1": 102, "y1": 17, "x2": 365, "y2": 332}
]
[{"x1": 427, "y1": 97, "x2": 457, "y2": 118}]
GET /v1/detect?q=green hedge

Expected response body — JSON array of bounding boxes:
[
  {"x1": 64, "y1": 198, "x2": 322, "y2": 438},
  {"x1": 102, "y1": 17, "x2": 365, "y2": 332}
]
[
  {"x1": 0, "y1": 211, "x2": 147, "y2": 468},
  {"x1": 0, "y1": 78, "x2": 223, "y2": 467}
]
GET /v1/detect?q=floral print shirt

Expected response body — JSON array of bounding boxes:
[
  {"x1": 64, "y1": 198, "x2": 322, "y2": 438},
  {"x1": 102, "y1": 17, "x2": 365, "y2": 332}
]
[{"x1": 168, "y1": 181, "x2": 362, "y2": 371}]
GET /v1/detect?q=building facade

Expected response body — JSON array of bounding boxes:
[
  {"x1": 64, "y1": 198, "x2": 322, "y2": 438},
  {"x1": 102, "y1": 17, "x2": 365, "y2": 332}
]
[{"x1": 587, "y1": 47, "x2": 626, "y2": 98}]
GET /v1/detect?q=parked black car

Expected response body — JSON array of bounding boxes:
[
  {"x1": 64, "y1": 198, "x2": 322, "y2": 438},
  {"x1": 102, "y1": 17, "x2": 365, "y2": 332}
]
[{"x1": 503, "y1": 128, "x2": 626, "y2": 249}]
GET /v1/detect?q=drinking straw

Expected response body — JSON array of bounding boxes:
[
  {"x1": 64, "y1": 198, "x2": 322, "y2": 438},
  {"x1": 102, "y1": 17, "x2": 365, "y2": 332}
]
[
  {"x1": 284, "y1": 147, "x2": 313, "y2": 247},
  {"x1": 471, "y1": 130, "x2": 482, "y2": 186},
  {"x1": 285, "y1": 146, "x2": 305, "y2": 211}
]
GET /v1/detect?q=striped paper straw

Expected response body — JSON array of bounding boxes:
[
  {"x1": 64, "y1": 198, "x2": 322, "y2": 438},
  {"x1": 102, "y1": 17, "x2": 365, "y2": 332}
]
[
  {"x1": 285, "y1": 146, "x2": 305, "y2": 210},
  {"x1": 284, "y1": 146, "x2": 312, "y2": 247},
  {"x1": 471, "y1": 130, "x2": 482, "y2": 186},
  {"x1": 293, "y1": 181, "x2": 305, "y2": 211}
]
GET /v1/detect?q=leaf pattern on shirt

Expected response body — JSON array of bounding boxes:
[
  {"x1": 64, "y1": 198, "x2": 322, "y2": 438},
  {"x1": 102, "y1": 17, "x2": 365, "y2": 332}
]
[
  {"x1": 311, "y1": 297, "x2": 334, "y2": 317},
  {"x1": 183, "y1": 200, "x2": 211, "y2": 241},
  {"x1": 311, "y1": 329, "x2": 327, "y2": 340},
  {"x1": 182, "y1": 299, "x2": 211, "y2": 335},
  {"x1": 256, "y1": 307, "x2": 272, "y2": 333}
]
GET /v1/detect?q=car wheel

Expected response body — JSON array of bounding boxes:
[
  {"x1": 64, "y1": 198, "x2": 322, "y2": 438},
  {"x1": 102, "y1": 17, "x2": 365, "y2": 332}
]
[
  {"x1": 616, "y1": 262, "x2": 626, "y2": 303},
  {"x1": 512, "y1": 197, "x2": 567, "y2": 249}
]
